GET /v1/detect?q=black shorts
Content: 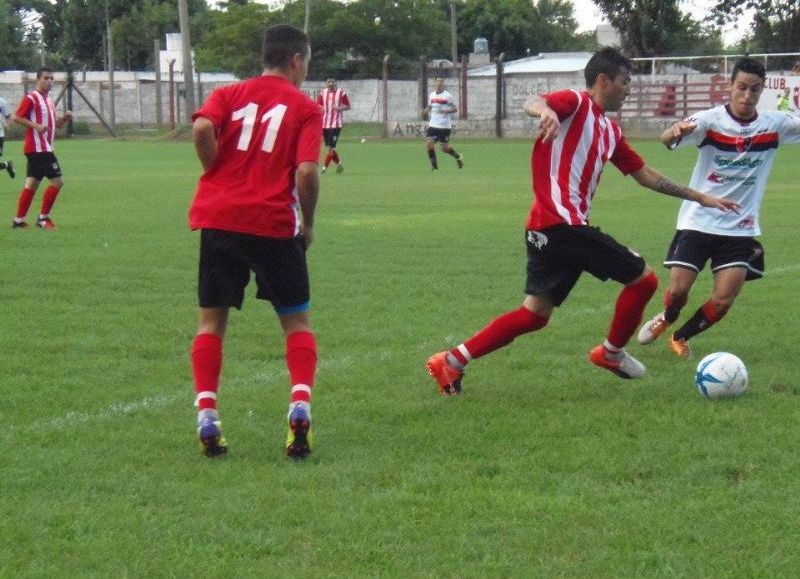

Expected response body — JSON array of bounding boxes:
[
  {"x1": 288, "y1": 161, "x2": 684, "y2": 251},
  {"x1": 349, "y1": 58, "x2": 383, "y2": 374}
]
[
  {"x1": 664, "y1": 229, "x2": 764, "y2": 281},
  {"x1": 323, "y1": 128, "x2": 342, "y2": 148},
  {"x1": 426, "y1": 127, "x2": 451, "y2": 143},
  {"x1": 26, "y1": 152, "x2": 62, "y2": 180},
  {"x1": 525, "y1": 224, "x2": 646, "y2": 306},
  {"x1": 198, "y1": 229, "x2": 310, "y2": 312}
]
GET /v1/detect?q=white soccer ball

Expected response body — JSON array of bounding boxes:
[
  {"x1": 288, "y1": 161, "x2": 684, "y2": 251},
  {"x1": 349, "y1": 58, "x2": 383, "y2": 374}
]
[
  {"x1": 360, "y1": 137, "x2": 366, "y2": 143},
  {"x1": 374, "y1": 16, "x2": 381, "y2": 25},
  {"x1": 694, "y1": 352, "x2": 748, "y2": 400}
]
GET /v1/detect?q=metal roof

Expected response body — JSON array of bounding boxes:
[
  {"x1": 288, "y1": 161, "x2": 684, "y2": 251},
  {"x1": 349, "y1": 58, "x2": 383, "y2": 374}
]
[{"x1": 469, "y1": 52, "x2": 593, "y2": 77}]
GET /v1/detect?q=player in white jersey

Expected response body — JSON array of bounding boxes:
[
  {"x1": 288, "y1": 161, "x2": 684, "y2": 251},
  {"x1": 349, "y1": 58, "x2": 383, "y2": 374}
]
[
  {"x1": 0, "y1": 96, "x2": 15, "y2": 179},
  {"x1": 638, "y1": 57, "x2": 800, "y2": 357},
  {"x1": 422, "y1": 77, "x2": 463, "y2": 170}
]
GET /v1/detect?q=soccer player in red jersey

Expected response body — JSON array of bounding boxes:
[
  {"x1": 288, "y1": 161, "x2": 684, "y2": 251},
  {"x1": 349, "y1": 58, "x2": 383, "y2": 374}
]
[
  {"x1": 11, "y1": 67, "x2": 72, "y2": 229},
  {"x1": 317, "y1": 78, "x2": 350, "y2": 174},
  {"x1": 189, "y1": 25, "x2": 322, "y2": 458},
  {"x1": 426, "y1": 47, "x2": 739, "y2": 394}
]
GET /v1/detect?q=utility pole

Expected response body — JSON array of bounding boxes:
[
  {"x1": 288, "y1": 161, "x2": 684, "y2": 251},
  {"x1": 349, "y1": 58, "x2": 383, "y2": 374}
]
[
  {"x1": 304, "y1": 0, "x2": 313, "y2": 33},
  {"x1": 106, "y1": 1, "x2": 115, "y2": 130},
  {"x1": 178, "y1": 0, "x2": 196, "y2": 122}
]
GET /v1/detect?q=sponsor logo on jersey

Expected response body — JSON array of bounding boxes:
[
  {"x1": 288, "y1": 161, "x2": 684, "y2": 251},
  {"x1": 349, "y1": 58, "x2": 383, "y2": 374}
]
[
  {"x1": 737, "y1": 216, "x2": 756, "y2": 229},
  {"x1": 706, "y1": 172, "x2": 756, "y2": 186},
  {"x1": 713, "y1": 155, "x2": 763, "y2": 169}
]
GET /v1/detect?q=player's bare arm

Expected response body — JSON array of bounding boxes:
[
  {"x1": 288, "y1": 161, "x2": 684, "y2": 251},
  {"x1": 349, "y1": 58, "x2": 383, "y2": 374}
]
[
  {"x1": 661, "y1": 120, "x2": 696, "y2": 148},
  {"x1": 55, "y1": 110, "x2": 73, "y2": 129},
  {"x1": 631, "y1": 165, "x2": 741, "y2": 212},
  {"x1": 192, "y1": 117, "x2": 218, "y2": 172},
  {"x1": 524, "y1": 97, "x2": 560, "y2": 142},
  {"x1": 296, "y1": 161, "x2": 319, "y2": 248}
]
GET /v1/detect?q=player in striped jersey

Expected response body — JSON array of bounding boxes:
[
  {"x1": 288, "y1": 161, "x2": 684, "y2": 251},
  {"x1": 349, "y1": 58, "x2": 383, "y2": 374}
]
[
  {"x1": 317, "y1": 78, "x2": 350, "y2": 174},
  {"x1": 638, "y1": 57, "x2": 800, "y2": 358},
  {"x1": 427, "y1": 47, "x2": 739, "y2": 394},
  {"x1": 11, "y1": 67, "x2": 72, "y2": 230}
]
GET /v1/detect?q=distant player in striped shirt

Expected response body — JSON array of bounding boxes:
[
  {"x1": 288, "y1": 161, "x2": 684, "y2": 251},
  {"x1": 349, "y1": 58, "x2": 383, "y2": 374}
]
[
  {"x1": 638, "y1": 57, "x2": 800, "y2": 357},
  {"x1": 427, "y1": 47, "x2": 739, "y2": 395},
  {"x1": 12, "y1": 67, "x2": 72, "y2": 229},
  {"x1": 317, "y1": 78, "x2": 350, "y2": 174}
]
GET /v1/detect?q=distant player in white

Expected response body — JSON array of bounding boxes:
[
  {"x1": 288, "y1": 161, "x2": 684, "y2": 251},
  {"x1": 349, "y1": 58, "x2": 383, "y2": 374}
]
[
  {"x1": 422, "y1": 77, "x2": 463, "y2": 170},
  {"x1": 0, "y1": 96, "x2": 15, "y2": 179},
  {"x1": 638, "y1": 57, "x2": 800, "y2": 357}
]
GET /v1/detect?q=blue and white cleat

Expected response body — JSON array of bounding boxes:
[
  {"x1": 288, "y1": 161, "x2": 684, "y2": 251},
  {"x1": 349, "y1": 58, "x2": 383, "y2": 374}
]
[
  {"x1": 286, "y1": 403, "x2": 313, "y2": 459},
  {"x1": 198, "y1": 414, "x2": 228, "y2": 458}
]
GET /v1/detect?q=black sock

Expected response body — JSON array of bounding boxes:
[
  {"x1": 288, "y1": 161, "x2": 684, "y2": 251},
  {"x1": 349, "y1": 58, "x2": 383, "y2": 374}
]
[
  {"x1": 0, "y1": 161, "x2": 6, "y2": 170},
  {"x1": 428, "y1": 149, "x2": 437, "y2": 167},
  {"x1": 664, "y1": 306, "x2": 681, "y2": 323},
  {"x1": 673, "y1": 307, "x2": 714, "y2": 341},
  {"x1": 446, "y1": 148, "x2": 460, "y2": 158}
]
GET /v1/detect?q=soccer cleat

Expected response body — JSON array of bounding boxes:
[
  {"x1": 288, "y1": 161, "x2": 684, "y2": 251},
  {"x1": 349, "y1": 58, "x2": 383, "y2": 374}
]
[
  {"x1": 6, "y1": 160, "x2": 15, "y2": 179},
  {"x1": 456, "y1": 155, "x2": 464, "y2": 169},
  {"x1": 198, "y1": 416, "x2": 228, "y2": 458},
  {"x1": 668, "y1": 334, "x2": 693, "y2": 358},
  {"x1": 426, "y1": 351, "x2": 463, "y2": 395},
  {"x1": 286, "y1": 403, "x2": 313, "y2": 459},
  {"x1": 36, "y1": 216, "x2": 56, "y2": 230},
  {"x1": 12, "y1": 220, "x2": 29, "y2": 229},
  {"x1": 336, "y1": 163, "x2": 344, "y2": 174},
  {"x1": 589, "y1": 345, "x2": 646, "y2": 379},
  {"x1": 638, "y1": 312, "x2": 671, "y2": 345}
]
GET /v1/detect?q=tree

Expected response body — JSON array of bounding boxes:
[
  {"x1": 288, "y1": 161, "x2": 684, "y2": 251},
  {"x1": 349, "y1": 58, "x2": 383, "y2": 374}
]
[
  {"x1": 591, "y1": 0, "x2": 721, "y2": 56},
  {"x1": 709, "y1": 0, "x2": 800, "y2": 54},
  {"x1": 0, "y1": 0, "x2": 42, "y2": 69}
]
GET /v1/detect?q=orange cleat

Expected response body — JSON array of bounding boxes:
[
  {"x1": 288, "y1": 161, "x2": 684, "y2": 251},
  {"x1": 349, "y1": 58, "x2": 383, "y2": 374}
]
[{"x1": 426, "y1": 351, "x2": 463, "y2": 395}]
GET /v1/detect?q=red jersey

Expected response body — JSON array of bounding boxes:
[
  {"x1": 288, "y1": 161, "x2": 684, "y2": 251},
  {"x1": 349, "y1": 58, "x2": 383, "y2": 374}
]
[
  {"x1": 16, "y1": 90, "x2": 57, "y2": 154},
  {"x1": 189, "y1": 75, "x2": 322, "y2": 238},
  {"x1": 527, "y1": 90, "x2": 644, "y2": 230},
  {"x1": 316, "y1": 88, "x2": 350, "y2": 129}
]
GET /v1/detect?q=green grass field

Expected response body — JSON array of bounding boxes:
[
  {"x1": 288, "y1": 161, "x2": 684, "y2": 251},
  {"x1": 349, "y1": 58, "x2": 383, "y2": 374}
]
[{"x1": 2, "y1": 134, "x2": 799, "y2": 577}]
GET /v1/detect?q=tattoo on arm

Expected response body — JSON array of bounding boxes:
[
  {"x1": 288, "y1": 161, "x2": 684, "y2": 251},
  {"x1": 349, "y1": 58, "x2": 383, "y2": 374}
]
[{"x1": 655, "y1": 176, "x2": 692, "y2": 200}]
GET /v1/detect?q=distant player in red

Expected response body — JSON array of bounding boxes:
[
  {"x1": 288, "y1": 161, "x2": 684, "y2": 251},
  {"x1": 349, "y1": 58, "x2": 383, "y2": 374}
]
[
  {"x1": 12, "y1": 67, "x2": 72, "y2": 229},
  {"x1": 189, "y1": 24, "x2": 322, "y2": 459},
  {"x1": 426, "y1": 47, "x2": 739, "y2": 395},
  {"x1": 317, "y1": 78, "x2": 350, "y2": 174}
]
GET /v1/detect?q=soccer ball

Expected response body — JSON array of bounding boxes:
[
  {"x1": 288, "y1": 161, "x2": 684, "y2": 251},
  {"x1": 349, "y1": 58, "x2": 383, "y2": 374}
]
[
  {"x1": 694, "y1": 352, "x2": 748, "y2": 400},
  {"x1": 374, "y1": 16, "x2": 381, "y2": 25}
]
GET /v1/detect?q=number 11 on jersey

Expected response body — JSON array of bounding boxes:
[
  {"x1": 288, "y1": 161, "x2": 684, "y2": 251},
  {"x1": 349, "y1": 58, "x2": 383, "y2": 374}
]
[{"x1": 232, "y1": 102, "x2": 287, "y2": 153}]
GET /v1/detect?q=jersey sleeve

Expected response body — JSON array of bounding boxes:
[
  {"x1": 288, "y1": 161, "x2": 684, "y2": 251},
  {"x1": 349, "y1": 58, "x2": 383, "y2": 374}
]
[
  {"x1": 543, "y1": 90, "x2": 580, "y2": 121},
  {"x1": 316, "y1": 93, "x2": 323, "y2": 106},
  {"x1": 192, "y1": 86, "x2": 228, "y2": 129},
  {"x1": 610, "y1": 135, "x2": 645, "y2": 175},
  {"x1": 296, "y1": 103, "x2": 323, "y2": 165},
  {"x1": 778, "y1": 112, "x2": 800, "y2": 144},
  {"x1": 15, "y1": 95, "x2": 33, "y2": 118},
  {"x1": 341, "y1": 92, "x2": 351, "y2": 107},
  {"x1": 672, "y1": 109, "x2": 712, "y2": 149}
]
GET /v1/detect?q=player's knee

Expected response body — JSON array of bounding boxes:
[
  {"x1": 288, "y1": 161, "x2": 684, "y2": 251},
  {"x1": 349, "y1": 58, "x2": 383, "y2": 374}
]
[{"x1": 709, "y1": 296, "x2": 733, "y2": 318}]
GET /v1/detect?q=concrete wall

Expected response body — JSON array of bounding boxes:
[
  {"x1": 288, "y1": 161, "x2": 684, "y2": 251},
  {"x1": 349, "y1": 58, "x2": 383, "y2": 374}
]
[{"x1": 0, "y1": 70, "x2": 720, "y2": 139}]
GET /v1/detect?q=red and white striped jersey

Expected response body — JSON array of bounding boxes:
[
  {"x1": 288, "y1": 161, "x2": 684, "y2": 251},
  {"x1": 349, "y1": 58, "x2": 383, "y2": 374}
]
[
  {"x1": 527, "y1": 90, "x2": 644, "y2": 230},
  {"x1": 316, "y1": 88, "x2": 350, "y2": 129},
  {"x1": 15, "y1": 89, "x2": 57, "y2": 154}
]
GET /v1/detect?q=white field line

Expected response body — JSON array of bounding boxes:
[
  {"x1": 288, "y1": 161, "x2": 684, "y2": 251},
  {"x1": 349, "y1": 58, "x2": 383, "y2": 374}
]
[{"x1": 9, "y1": 356, "x2": 355, "y2": 439}]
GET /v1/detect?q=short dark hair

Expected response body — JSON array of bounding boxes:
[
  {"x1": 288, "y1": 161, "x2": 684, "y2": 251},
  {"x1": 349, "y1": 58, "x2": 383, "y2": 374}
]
[
  {"x1": 584, "y1": 47, "x2": 631, "y2": 88},
  {"x1": 731, "y1": 57, "x2": 766, "y2": 82},
  {"x1": 262, "y1": 24, "x2": 309, "y2": 70},
  {"x1": 36, "y1": 67, "x2": 54, "y2": 79}
]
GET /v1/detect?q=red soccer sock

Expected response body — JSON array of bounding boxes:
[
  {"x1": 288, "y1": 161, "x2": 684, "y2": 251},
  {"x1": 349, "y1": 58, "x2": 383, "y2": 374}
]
[
  {"x1": 607, "y1": 271, "x2": 659, "y2": 348},
  {"x1": 192, "y1": 333, "x2": 223, "y2": 411},
  {"x1": 286, "y1": 331, "x2": 317, "y2": 404},
  {"x1": 39, "y1": 185, "x2": 62, "y2": 216},
  {"x1": 332, "y1": 150, "x2": 340, "y2": 164},
  {"x1": 323, "y1": 152, "x2": 333, "y2": 168},
  {"x1": 454, "y1": 306, "x2": 549, "y2": 363},
  {"x1": 16, "y1": 187, "x2": 35, "y2": 220}
]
